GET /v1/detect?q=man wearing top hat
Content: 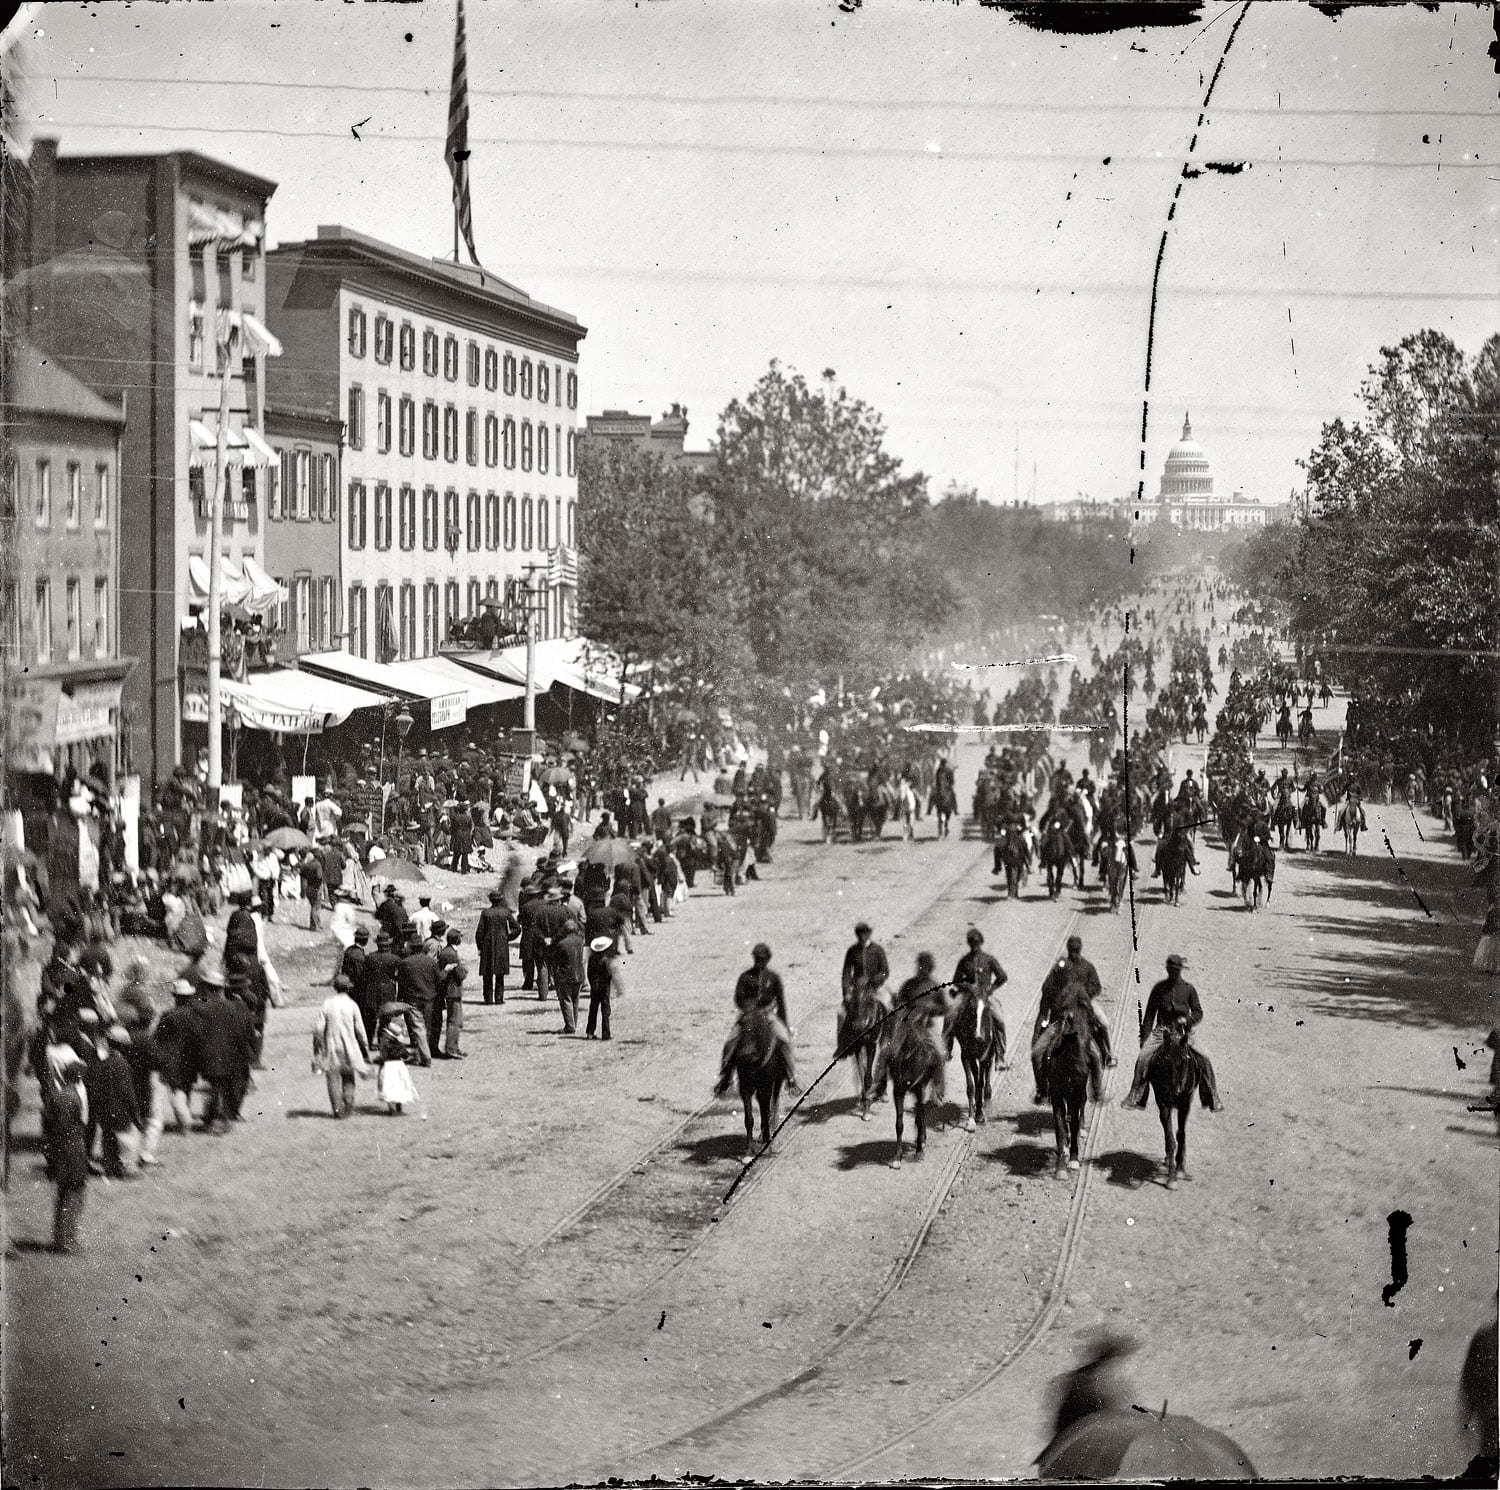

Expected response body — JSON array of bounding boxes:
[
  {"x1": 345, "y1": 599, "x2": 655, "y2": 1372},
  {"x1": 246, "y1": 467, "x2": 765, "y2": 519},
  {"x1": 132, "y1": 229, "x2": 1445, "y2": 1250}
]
[
  {"x1": 194, "y1": 967, "x2": 255, "y2": 1135},
  {"x1": 477, "y1": 889, "x2": 515, "y2": 1004}
]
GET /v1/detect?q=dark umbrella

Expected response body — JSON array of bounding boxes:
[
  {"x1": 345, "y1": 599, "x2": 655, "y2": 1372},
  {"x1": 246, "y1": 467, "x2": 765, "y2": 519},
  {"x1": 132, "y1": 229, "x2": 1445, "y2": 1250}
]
[
  {"x1": 1037, "y1": 1406, "x2": 1257, "y2": 1480},
  {"x1": 264, "y1": 825, "x2": 313, "y2": 852},
  {"x1": 579, "y1": 838, "x2": 636, "y2": 873}
]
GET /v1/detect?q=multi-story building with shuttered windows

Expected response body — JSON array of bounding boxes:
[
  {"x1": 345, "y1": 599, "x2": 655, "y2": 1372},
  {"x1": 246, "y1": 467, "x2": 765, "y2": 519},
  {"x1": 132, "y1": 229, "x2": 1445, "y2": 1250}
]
[{"x1": 267, "y1": 226, "x2": 585, "y2": 660}]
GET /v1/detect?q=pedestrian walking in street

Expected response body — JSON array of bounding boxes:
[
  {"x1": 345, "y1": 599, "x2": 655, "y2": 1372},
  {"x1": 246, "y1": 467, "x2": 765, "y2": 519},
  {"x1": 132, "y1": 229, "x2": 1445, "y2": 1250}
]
[
  {"x1": 312, "y1": 975, "x2": 371, "y2": 1118},
  {"x1": 194, "y1": 968, "x2": 255, "y2": 1134},
  {"x1": 139, "y1": 978, "x2": 200, "y2": 1165},
  {"x1": 439, "y1": 927, "x2": 468, "y2": 1059},
  {"x1": 398, "y1": 935, "x2": 441, "y2": 1063},
  {"x1": 476, "y1": 889, "x2": 514, "y2": 1004},
  {"x1": 44, "y1": 1046, "x2": 90, "y2": 1253},
  {"x1": 299, "y1": 848, "x2": 324, "y2": 932},
  {"x1": 586, "y1": 934, "x2": 618, "y2": 1040},
  {"x1": 553, "y1": 917, "x2": 585, "y2": 1035}
]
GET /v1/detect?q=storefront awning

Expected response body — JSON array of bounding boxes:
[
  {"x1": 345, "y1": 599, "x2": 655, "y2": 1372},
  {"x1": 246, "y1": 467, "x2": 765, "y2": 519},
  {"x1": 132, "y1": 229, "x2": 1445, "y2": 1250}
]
[
  {"x1": 445, "y1": 638, "x2": 638, "y2": 703},
  {"x1": 186, "y1": 201, "x2": 264, "y2": 249},
  {"x1": 296, "y1": 650, "x2": 523, "y2": 730},
  {"x1": 221, "y1": 669, "x2": 386, "y2": 735},
  {"x1": 189, "y1": 418, "x2": 278, "y2": 469},
  {"x1": 187, "y1": 554, "x2": 286, "y2": 616}
]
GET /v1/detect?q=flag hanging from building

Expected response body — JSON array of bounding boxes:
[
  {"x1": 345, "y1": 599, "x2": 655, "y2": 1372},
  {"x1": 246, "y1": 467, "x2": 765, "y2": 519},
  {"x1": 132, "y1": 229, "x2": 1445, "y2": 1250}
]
[
  {"x1": 446, "y1": 0, "x2": 483, "y2": 274},
  {"x1": 547, "y1": 544, "x2": 578, "y2": 589},
  {"x1": 377, "y1": 586, "x2": 399, "y2": 665}
]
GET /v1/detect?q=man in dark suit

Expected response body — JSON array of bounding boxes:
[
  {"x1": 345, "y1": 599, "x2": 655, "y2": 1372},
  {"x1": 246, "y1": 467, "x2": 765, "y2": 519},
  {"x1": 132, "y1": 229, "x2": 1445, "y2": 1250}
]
[
  {"x1": 476, "y1": 889, "x2": 515, "y2": 1004},
  {"x1": 1122, "y1": 953, "x2": 1223, "y2": 1112},
  {"x1": 194, "y1": 969, "x2": 255, "y2": 1134},
  {"x1": 398, "y1": 935, "x2": 442, "y2": 1063}
]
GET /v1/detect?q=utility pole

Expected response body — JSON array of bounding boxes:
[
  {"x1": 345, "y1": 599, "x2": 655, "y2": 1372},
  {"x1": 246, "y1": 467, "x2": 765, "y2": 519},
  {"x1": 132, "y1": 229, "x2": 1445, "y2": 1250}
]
[
  {"x1": 205, "y1": 300, "x2": 234, "y2": 797},
  {"x1": 521, "y1": 561, "x2": 544, "y2": 732},
  {"x1": 1013, "y1": 428, "x2": 1019, "y2": 506}
]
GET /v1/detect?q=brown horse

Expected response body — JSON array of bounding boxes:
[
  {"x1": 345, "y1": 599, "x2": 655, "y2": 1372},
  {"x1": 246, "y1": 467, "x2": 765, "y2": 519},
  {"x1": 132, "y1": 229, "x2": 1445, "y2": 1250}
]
[
  {"x1": 887, "y1": 1017, "x2": 947, "y2": 1169},
  {"x1": 951, "y1": 986, "x2": 1004, "y2": 1131},
  {"x1": 726, "y1": 1004, "x2": 791, "y2": 1162},
  {"x1": 1147, "y1": 1017, "x2": 1199, "y2": 1188},
  {"x1": 836, "y1": 983, "x2": 885, "y2": 1120},
  {"x1": 1045, "y1": 1002, "x2": 1092, "y2": 1178}
]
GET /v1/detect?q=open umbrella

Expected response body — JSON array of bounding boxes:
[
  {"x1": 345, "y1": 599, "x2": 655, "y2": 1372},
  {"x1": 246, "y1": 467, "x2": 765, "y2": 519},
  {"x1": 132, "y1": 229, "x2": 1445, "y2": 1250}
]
[
  {"x1": 540, "y1": 766, "x2": 572, "y2": 786},
  {"x1": 263, "y1": 826, "x2": 313, "y2": 852},
  {"x1": 1037, "y1": 1406, "x2": 1256, "y2": 1480},
  {"x1": 370, "y1": 857, "x2": 426, "y2": 885},
  {"x1": 579, "y1": 837, "x2": 636, "y2": 873}
]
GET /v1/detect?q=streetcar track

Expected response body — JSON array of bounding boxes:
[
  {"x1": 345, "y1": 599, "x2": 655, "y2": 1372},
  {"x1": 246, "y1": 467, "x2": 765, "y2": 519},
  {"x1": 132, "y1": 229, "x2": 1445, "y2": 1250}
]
[
  {"x1": 592, "y1": 905, "x2": 1087, "y2": 1470},
  {"x1": 501, "y1": 774, "x2": 1035, "y2": 1371}
]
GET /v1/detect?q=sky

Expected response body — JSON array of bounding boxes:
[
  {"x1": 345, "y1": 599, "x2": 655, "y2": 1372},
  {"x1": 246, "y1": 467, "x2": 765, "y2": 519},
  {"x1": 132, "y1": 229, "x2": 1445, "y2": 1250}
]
[{"x1": 5, "y1": 0, "x2": 1495, "y2": 508}]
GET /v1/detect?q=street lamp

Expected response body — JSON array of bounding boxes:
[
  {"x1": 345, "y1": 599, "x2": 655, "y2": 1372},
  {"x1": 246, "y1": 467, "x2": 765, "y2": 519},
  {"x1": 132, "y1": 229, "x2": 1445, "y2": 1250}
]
[{"x1": 393, "y1": 703, "x2": 415, "y2": 806}]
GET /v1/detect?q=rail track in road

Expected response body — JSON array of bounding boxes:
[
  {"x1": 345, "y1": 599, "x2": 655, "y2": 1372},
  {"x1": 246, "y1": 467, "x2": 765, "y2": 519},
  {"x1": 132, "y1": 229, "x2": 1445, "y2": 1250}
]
[{"x1": 500, "y1": 778, "x2": 1034, "y2": 1371}]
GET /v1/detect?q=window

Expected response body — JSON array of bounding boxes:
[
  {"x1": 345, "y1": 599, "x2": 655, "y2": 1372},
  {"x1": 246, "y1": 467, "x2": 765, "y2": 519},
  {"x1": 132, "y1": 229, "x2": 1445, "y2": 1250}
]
[
  {"x1": 321, "y1": 454, "x2": 337, "y2": 520},
  {"x1": 504, "y1": 492, "x2": 517, "y2": 550},
  {"x1": 521, "y1": 494, "x2": 534, "y2": 550},
  {"x1": 503, "y1": 417, "x2": 516, "y2": 470},
  {"x1": 374, "y1": 314, "x2": 393, "y2": 365},
  {"x1": 93, "y1": 578, "x2": 109, "y2": 658},
  {"x1": 555, "y1": 364, "x2": 564, "y2": 408},
  {"x1": 374, "y1": 482, "x2": 393, "y2": 551},
  {"x1": 399, "y1": 395, "x2": 415, "y2": 456},
  {"x1": 537, "y1": 363, "x2": 550, "y2": 405},
  {"x1": 295, "y1": 449, "x2": 311, "y2": 519},
  {"x1": 443, "y1": 334, "x2": 459, "y2": 382},
  {"x1": 242, "y1": 466, "x2": 257, "y2": 512},
  {"x1": 347, "y1": 385, "x2": 365, "y2": 449},
  {"x1": 65, "y1": 462, "x2": 81, "y2": 528},
  {"x1": 398, "y1": 484, "x2": 416, "y2": 550},
  {"x1": 484, "y1": 491, "x2": 500, "y2": 550},
  {"x1": 422, "y1": 400, "x2": 439, "y2": 460},
  {"x1": 188, "y1": 301, "x2": 205, "y2": 371},
  {"x1": 566, "y1": 428, "x2": 576, "y2": 477},
  {"x1": 520, "y1": 420, "x2": 534, "y2": 472},
  {"x1": 94, "y1": 463, "x2": 110, "y2": 527},
  {"x1": 242, "y1": 246, "x2": 257, "y2": 281},
  {"x1": 484, "y1": 413, "x2": 499, "y2": 468},
  {"x1": 503, "y1": 353, "x2": 516, "y2": 396},
  {"x1": 444, "y1": 488, "x2": 460, "y2": 550},
  {"x1": 65, "y1": 578, "x2": 82, "y2": 660},
  {"x1": 422, "y1": 328, "x2": 439, "y2": 377},
  {"x1": 294, "y1": 575, "x2": 312, "y2": 653},
  {"x1": 538, "y1": 579, "x2": 552, "y2": 641},
  {"x1": 347, "y1": 583, "x2": 367, "y2": 658},
  {"x1": 467, "y1": 341, "x2": 481, "y2": 386},
  {"x1": 519, "y1": 358, "x2": 533, "y2": 400},
  {"x1": 274, "y1": 577, "x2": 288, "y2": 638},
  {"x1": 566, "y1": 370, "x2": 578, "y2": 410},
  {"x1": 422, "y1": 486, "x2": 439, "y2": 550},
  {"x1": 33, "y1": 579, "x2": 51, "y2": 663},
  {"x1": 537, "y1": 424, "x2": 549, "y2": 476},
  {"x1": 376, "y1": 391, "x2": 392, "y2": 453},
  {"x1": 319, "y1": 578, "x2": 336, "y2": 650},
  {"x1": 444, "y1": 580, "x2": 460, "y2": 638},
  {"x1": 467, "y1": 579, "x2": 482, "y2": 619},
  {"x1": 347, "y1": 481, "x2": 367, "y2": 550},
  {"x1": 484, "y1": 347, "x2": 499, "y2": 391},
  {"x1": 33, "y1": 459, "x2": 50, "y2": 527},
  {"x1": 465, "y1": 409, "x2": 478, "y2": 466},
  {"x1": 399, "y1": 582, "x2": 416, "y2": 660},
  {"x1": 443, "y1": 405, "x2": 458, "y2": 463},
  {"x1": 485, "y1": 578, "x2": 500, "y2": 604},
  {"x1": 466, "y1": 490, "x2": 481, "y2": 552},
  {"x1": 538, "y1": 495, "x2": 551, "y2": 551},
  {"x1": 374, "y1": 583, "x2": 391, "y2": 660},
  {"x1": 348, "y1": 305, "x2": 366, "y2": 358},
  {"x1": 272, "y1": 451, "x2": 287, "y2": 519},
  {"x1": 423, "y1": 581, "x2": 439, "y2": 657},
  {"x1": 399, "y1": 321, "x2": 416, "y2": 371},
  {"x1": 566, "y1": 499, "x2": 576, "y2": 546}
]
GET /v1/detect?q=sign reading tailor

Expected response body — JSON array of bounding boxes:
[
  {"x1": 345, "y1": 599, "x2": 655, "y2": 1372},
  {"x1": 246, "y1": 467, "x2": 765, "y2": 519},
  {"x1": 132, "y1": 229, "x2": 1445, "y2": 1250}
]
[{"x1": 429, "y1": 691, "x2": 468, "y2": 731}]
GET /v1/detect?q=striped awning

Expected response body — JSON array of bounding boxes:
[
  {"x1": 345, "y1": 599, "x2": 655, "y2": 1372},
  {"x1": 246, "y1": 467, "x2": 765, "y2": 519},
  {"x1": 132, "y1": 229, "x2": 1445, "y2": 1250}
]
[{"x1": 188, "y1": 418, "x2": 278, "y2": 469}]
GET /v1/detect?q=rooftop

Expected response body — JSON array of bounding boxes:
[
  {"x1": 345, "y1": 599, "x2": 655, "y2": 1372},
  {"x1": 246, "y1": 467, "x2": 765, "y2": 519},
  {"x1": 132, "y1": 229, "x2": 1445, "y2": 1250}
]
[
  {"x1": 41, "y1": 139, "x2": 278, "y2": 202},
  {"x1": 7, "y1": 340, "x2": 126, "y2": 425}
]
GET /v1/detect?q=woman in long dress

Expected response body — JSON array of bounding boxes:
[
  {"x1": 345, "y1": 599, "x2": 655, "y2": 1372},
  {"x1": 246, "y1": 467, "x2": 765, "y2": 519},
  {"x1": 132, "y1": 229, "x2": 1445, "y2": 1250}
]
[{"x1": 312, "y1": 977, "x2": 370, "y2": 1119}]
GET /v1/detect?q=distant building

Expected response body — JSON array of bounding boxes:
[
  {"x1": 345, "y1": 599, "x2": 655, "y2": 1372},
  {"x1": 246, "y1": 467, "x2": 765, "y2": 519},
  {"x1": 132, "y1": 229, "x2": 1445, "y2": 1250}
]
[
  {"x1": 16, "y1": 139, "x2": 282, "y2": 782},
  {"x1": 581, "y1": 403, "x2": 715, "y2": 474},
  {"x1": 1144, "y1": 413, "x2": 1277, "y2": 530},
  {"x1": 3, "y1": 341, "x2": 134, "y2": 780},
  {"x1": 267, "y1": 226, "x2": 587, "y2": 655},
  {"x1": 263, "y1": 405, "x2": 343, "y2": 664}
]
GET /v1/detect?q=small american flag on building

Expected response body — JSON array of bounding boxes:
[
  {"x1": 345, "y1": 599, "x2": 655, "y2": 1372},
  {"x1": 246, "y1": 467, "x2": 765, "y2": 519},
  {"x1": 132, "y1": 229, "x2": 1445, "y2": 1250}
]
[{"x1": 547, "y1": 544, "x2": 579, "y2": 589}]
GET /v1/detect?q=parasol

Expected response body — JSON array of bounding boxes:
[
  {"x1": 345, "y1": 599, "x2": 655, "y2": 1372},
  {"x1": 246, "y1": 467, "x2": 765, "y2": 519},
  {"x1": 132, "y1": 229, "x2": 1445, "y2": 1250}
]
[
  {"x1": 1037, "y1": 1406, "x2": 1256, "y2": 1481},
  {"x1": 579, "y1": 837, "x2": 636, "y2": 872},
  {"x1": 264, "y1": 826, "x2": 313, "y2": 852},
  {"x1": 370, "y1": 857, "x2": 426, "y2": 885}
]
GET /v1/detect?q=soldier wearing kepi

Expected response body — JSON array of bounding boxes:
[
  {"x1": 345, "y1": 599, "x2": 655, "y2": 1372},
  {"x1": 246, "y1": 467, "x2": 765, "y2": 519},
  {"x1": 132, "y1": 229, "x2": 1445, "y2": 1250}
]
[
  {"x1": 716, "y1": 944, "x2": 798, "y2": 1096},
  {"x1": 951, "y1": 928, "x2": 1009, "y2": 1064},
  {"x1": 1122, "y1": 954, "x2": 1225, "y2": 1112},
  {"x1": 1032, "y1": 935, "x2": 1113, "y2": 1105},
  {"x1": 838, "y1": 920, "x2": 890, "y2": 1053}
]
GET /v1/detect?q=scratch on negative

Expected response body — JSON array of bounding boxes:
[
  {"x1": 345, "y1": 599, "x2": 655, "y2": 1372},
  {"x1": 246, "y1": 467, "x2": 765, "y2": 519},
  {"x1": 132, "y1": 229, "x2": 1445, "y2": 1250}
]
[{"x1": 1380, "y1": 828, "x2": 1434, "y2": 919}]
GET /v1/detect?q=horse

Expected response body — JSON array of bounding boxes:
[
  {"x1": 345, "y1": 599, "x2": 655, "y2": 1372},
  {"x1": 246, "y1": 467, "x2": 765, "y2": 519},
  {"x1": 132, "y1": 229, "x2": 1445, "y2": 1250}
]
[
  {"x1": 841, "y1": 775, "x2": 869, "y2": 843},
  {"x1": 815, "y1": 784, "x2": 841, "y2": 844},
  {"x1": 1158, "y1": 829, "x2": 1192, "y2": 907},
  {"x1": 897, "y1": 779, "x2": 918, "y2": 842},
  {"x1": 1039, "y1": 818, "x2": 1074, "y2": 900},
  {"x1": 726, "y1": 1004, "x2": 791, "y2": 1162},
  {"x1": 1235, "y1": 834, "x2": 1274, "y2": 910},
  {"x1": 1045, "y1": 1003, "x2": 1092, "y2": 1178},
  {"x1": 837, "y1": 983, "x2": 885, "y2": 1120},
  {"x1": 1275, "y1": 709, "x2": 1293, "y2": 747},
  {"x1": 1098, "y1": 831, "x2": 1130, "y2": 913},
  {"x1": 993, "y1": 823, "x2": 1027, "y2": 900},
  {"x1": 1147, "y1": 1017, "x2": 1198, "y2": 1188},
  {"x1": 713, "y1": 829, "x2": 741, "y2": 895},
  {"x1": 930, "y1": 774, "x2": 958, "y2": 839},
  {"x1": 887, "y1": 1017, "x2": 947, "y2": 1169},
  {"x1": 1336, "y1": 798, "x2": 1365, "y2": 857},
  {"x1": 1297, "y1": 713, "x2": 1315, "y2": 748},
  {"x1": 1300, "y1": 789, "x2": 1324, "y2": 852},
  {"x1": 951, "y1": 986, "x2": 1004, "y2": 1131},
  {"x1": 1271, "y1": 790, "x2": 1296, "y2": 851}
]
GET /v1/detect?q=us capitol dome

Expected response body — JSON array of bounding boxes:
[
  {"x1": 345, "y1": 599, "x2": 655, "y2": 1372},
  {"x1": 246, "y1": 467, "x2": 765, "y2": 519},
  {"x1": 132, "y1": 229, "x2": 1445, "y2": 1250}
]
[{"x1": 1141, "y1": 412, "x2": 1272, "y2": 530}]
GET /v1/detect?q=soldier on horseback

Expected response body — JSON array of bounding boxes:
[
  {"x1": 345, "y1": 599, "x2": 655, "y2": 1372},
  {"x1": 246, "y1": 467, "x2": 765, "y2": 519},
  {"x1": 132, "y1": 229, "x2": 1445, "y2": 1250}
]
[
  {"x1": 837, "y1": 920, "x2": 890, "y2": 1051},
  {"x1": 715, "y1": 943, "x2": 799, "y2": 1096},
  {"x1": 1122, "y1": 954, "x2": 1224, "y2": 1112},
  {"x1": 867, "y1": 952, "x2": 951, "y2": 1102},
  {"x1": 1031, "y1": 936, "x2": 1113, "y2": 1105},
  {"x1": 950, "y1": 929, "x2": 1009, "y2": 1064}
]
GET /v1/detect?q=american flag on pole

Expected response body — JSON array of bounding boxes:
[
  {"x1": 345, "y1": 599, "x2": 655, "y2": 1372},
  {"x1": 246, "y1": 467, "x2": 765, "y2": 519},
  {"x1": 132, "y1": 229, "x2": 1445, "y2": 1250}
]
[
  {"x1": 446, "y1": 0, "x2": 483, "y2": 274},
  {"x1": 547, "y1": 544, "x2": 579, "y2": 589}
]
